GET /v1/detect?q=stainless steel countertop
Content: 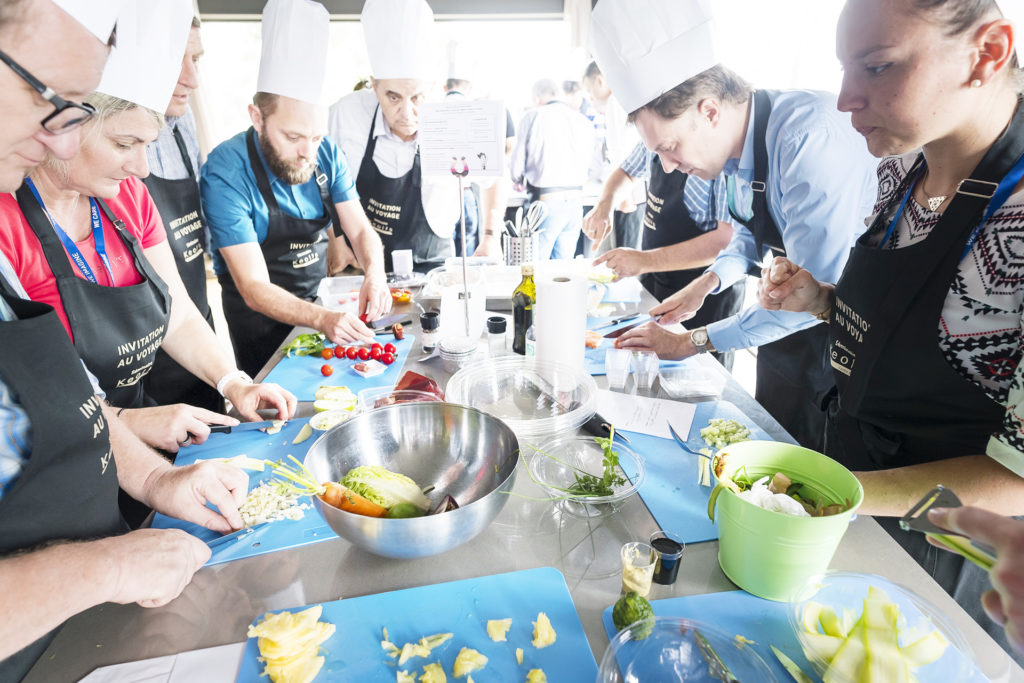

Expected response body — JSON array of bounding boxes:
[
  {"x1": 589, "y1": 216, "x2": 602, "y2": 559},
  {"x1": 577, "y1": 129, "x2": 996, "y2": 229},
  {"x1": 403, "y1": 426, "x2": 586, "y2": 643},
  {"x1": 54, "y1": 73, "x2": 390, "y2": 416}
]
[{"x1": 26, "y1": 295, "x2": 1024, "y2": 682}]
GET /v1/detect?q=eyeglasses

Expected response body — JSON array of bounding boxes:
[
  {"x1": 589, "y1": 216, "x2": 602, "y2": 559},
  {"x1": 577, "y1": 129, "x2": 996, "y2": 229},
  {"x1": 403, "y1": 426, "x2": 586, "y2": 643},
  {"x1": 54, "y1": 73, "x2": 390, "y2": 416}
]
[{"x1": 0, "y1": 49, "x2": 96, "y2": 134}]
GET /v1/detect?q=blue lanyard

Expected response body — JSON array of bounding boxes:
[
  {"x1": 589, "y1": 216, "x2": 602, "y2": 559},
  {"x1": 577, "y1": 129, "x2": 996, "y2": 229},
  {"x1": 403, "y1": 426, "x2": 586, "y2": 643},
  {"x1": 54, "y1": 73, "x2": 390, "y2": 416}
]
[
  {"x1": 882, "y1": 153, "x2": 1024, "y2": 260},
  {"x1": 24, "y1": 178, "x2": 115, "y2": 284}
]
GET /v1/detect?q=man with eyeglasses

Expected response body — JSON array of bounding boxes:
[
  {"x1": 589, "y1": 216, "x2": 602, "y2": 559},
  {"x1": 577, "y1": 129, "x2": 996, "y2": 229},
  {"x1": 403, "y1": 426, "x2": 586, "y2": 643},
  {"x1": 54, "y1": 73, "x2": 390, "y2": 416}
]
[{"x1": 0, "y1": 3, "x2": 249, "y2": 679}]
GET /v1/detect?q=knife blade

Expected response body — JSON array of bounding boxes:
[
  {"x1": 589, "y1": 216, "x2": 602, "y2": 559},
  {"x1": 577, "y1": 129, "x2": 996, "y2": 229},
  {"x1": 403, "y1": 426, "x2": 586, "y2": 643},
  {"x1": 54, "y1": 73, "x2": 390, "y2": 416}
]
[
  {"x1": 209, "y1": 420, "x2": 285, "y2": 435},
  {"x1": 592, "y1": 312, "x2": 640, "y2": 331},
  {"x1": 603, "y1": 319, "x2": 646, "y2": 339},
  {"x1": 694, "y1": 629, "x2": 740, "y2": 683},
  {"x1": 206, "y1": 521, "x2": 270, "y2": 549}
]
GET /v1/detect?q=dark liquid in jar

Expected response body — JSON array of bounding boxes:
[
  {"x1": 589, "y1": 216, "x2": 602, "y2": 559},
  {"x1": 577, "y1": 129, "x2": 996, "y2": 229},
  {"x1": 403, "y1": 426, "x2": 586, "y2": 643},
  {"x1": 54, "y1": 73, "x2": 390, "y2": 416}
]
[{"x1": 651, "y1": 537, "x2": 683, "y2": 585}]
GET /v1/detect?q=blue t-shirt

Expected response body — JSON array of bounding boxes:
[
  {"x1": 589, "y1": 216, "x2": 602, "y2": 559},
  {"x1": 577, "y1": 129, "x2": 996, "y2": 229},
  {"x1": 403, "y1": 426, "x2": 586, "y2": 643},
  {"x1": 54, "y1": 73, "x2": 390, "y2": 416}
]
[{"x1": 199, "y1": 129, "x2": 359, "y2": 275}]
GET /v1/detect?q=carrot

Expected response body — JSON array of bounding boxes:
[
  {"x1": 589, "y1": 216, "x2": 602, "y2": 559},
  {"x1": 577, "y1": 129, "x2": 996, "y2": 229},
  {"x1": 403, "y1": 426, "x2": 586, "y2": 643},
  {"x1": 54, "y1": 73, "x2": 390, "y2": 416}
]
[{"x1": 319, "y1": 482, "x2": 388, "y2": 518}]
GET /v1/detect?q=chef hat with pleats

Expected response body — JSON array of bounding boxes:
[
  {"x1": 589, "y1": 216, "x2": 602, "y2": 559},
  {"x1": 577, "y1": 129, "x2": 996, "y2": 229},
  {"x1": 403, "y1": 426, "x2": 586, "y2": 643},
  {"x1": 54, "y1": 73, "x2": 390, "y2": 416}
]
[
  {"x1": 995, "y1": 0, "x2": 1024, "y2": 59},
  {"x1": 52, "y1": 0, "x2": 127, "y2": 44},
  {"x1": 362, "y1": 0, "x2": 435, "y2": 81},
  {"x1": 95, "y1": 0, "x2": 193, "y2": 113},
  {"x1": 256, "y1": 0, "x2": 330, "y2": 104},
  {"x1": 589, "y1": 0, "x2": 717, "y2": 114}
]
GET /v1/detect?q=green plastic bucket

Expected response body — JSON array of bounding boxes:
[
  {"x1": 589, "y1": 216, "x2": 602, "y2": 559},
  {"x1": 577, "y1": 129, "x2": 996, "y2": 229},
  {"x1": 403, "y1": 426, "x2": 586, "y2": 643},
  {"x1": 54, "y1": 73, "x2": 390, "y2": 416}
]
[{"x1": 710, "y1": 440, "x2": 863, "y2": 601}]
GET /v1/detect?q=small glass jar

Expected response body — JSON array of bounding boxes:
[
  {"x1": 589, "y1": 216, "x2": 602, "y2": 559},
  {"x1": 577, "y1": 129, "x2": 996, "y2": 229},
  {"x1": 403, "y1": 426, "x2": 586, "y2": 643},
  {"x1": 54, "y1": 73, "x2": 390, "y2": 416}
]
[
  {"x1": 419, "y1": 311, "x2": 440, "y2": 352},
  {"x1": 486, "y1": 316, "x2": 507, "y2": 356}
]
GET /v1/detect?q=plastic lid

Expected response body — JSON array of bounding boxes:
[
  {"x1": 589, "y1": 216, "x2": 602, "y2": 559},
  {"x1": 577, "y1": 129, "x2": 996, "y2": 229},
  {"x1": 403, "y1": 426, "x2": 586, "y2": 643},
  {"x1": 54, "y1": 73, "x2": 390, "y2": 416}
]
[
  {"x1": 419, "y1": 311, "x2": 440, "y2": 331},
  {"x1": 487, "y1": 316, "x2": 507, "y2": 333}
]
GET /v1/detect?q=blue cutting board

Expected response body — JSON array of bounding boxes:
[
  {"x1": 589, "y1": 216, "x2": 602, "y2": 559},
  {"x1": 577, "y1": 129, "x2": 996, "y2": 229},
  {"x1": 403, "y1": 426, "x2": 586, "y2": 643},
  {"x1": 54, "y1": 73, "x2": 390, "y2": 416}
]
[
  {"x1": 262, "y1": 335, "x2": 416, "y2": 401},
  {"x1": 152, "y1": 417, "x2": 336, "y2": 566},
  {"x1": 626, "y1": 400, "x2": 773, "y2": 544},
  {"x1": 584, "y1": 318, "x2": 689, "y2": 375},
  {"x1": 238, "y1": 567, "x2": 599, "y2": 682},
  {"x1": 602, "y1": 589, "x2": 988, "y2": 683}
]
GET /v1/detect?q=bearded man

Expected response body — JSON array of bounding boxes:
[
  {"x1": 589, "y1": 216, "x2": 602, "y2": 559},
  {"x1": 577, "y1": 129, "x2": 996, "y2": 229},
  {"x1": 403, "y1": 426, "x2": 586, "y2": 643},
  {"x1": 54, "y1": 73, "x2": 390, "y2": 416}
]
[{"x1": 200, "y1": 0, "x2": 388, "y2": 376}]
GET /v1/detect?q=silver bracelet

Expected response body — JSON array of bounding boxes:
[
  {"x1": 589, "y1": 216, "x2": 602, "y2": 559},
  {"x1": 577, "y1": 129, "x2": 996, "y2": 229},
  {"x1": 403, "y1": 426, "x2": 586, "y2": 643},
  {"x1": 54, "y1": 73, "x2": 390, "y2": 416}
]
[{"x1": 216, "y1": 370, "x2": 253, "y2": 397}]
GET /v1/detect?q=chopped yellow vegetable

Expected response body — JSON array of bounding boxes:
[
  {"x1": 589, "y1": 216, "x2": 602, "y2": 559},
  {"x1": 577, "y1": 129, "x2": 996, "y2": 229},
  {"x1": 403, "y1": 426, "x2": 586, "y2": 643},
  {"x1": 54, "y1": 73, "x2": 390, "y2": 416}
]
[
  {"x1": 419, "y1": 661, "x2": 447, "y2": 683},
  {"x1": 487, "y1": 618, "x2": 512, "y2": 642},
  {"x1": 247, "y1": 606, "x2": 335, "y2": 683},
  {"x1": 209, "y1": 455, "x2": 265, "y2": 471},
  {"x1": 452, "y1": 647, "x2": 488, "y2": 677},
  {"x1": 515, "y1": 648, "x2": 524, "y2": 665},
  {"x1": 397, "y1": 672, "x2": 416, "y2": 683},
  {"x1": 265, "y1": 420, "x2": 286, "y2": 434},
  {"x1": 381, "y1": 631, "x2": 454, "y2": 667},
  {"x1": 734, "y1": 634, "x2": 756, "y2": 646},
  {"x1": 292, "y1": 423, "x2": 314, "y2": 444},
  {"x1": 531, "y1": 612, "x2": 556, "y2": 649},
  {"x1": 526, "y1": 669, "x2": 547, "y2": 683}
]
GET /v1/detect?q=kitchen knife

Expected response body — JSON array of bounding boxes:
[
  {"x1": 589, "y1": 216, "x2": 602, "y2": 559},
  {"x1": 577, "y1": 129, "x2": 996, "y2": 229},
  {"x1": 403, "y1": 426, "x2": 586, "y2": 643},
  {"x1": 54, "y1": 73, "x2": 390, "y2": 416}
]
[
  {"x1": 370, "y1": 313, "x2": 410, "y2": 330},
  {"x1": 603, "y1": 319, "x2": 648, "y2": 339},
  {"x1": 206, "y1": 521, "x2": 270, "y2": 549},
  {"x1": 374, "y1": 319, "x2": 412, "y2": 335},
  {"x1": 591, "y1": 312, "x2": 640, "y2": 331},
  {"x1": 209, "y1": 420, "x2": 285, "y2": 435}
]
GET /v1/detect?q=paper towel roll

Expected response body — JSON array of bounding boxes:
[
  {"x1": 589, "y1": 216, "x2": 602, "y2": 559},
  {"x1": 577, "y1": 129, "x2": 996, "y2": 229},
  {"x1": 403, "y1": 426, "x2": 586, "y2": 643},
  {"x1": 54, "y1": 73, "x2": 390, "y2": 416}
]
[{"x1": 534, "y1": 274, "x2": 588, "y2": 372}]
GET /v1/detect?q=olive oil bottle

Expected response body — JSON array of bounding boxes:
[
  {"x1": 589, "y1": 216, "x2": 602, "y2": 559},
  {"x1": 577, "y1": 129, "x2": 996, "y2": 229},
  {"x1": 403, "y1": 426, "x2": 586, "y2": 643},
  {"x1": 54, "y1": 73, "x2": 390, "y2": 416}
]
[{"x1": 512, "y1": 264, "x2": 536, "y2": 355}]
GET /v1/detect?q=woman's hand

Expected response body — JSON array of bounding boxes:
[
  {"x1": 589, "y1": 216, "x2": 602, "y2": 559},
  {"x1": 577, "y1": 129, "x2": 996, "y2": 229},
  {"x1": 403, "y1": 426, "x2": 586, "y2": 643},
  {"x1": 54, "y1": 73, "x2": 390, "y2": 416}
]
[
  {"x1": 758, "y1": 256, "x2": 829, "y2": 314},
  {"x1": 928, "y1": 506, "x2": 1024, "y2": 653},
  {"x1": 119, "y1": 404, "x2": 238, "y2": 454}
]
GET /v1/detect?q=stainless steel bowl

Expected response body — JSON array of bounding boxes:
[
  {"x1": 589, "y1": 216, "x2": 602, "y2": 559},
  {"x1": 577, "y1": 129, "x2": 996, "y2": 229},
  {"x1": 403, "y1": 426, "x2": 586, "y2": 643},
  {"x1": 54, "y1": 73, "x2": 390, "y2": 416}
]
[{"x1": 303, "y1": 402, "x2": 519, "y2": 558}]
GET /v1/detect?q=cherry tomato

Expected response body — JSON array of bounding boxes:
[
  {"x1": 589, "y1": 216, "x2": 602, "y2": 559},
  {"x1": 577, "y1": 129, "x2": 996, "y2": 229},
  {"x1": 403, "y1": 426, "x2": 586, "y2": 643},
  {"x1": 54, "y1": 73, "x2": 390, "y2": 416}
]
[
  {"x1": 384, "y1": 342, "x2": 397, "y2": 354},
  {"x1": 320, "y1": 364, "x2": 334, "y2": 376},
  {"x1": 336, "y1": 346, "x2": 349, "y2": 358},
  {"x1": 381, "y1": 352, "x2": 396, "y2": 365},
  {"x1": 390, "y1": 288, "x2": 412, "y2": 303},
  {"x1": 359, "y1": 313, "x2": 370, "y2": 324},
  {"x1": 346, "y1": 346, "x2": 359, "y2": 360},
  {"x1": 371, "y1": 342, "x2": 383, "y2": 353},
  {"x1": 321, "y1": 347, "x2": 334, "y2": 359},
  {"x1": 358, "y1": 347, "x2": 371, "y2": 361},
  {"x1": 370, "y1": 346, "x2": 383, "y2": 361}
]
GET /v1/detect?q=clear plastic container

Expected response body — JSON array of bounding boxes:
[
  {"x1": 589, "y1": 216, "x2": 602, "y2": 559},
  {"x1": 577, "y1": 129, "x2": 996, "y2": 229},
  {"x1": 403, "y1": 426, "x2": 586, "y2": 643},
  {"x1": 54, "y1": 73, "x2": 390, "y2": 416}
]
[
  {"x1": 788, "y1": 571, "x2": 979, "y2": 683},
  {"x1": 659, "y1": 366, "x2": 727, "y2": 399},
  {"x1": 445, "y1": 356, "x2": 597, "y2": 441}
]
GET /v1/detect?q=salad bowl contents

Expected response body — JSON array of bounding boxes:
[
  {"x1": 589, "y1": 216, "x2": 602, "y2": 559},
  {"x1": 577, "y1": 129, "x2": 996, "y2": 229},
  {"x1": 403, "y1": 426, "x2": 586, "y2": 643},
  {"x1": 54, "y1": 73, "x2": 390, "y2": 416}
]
[{"x1": 303, "y1": 402, "x2": 518, "y2": 558}]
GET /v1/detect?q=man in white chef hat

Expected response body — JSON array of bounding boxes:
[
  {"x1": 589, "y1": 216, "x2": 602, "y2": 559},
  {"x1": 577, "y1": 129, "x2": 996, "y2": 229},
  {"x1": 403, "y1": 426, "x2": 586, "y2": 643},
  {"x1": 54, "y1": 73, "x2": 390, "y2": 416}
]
[
  {"x1": 328, "y1": 0, "x2": 508, "y2": 266},
  {"x1": 0, "y1": 2, "x2": 262, "y2": 678},
  {"x1": 594, "y1": 0, "x2": 878, "y2": 453},
  {"x1": 201, "y1": 0, "x2": 390, "y2": 378}
]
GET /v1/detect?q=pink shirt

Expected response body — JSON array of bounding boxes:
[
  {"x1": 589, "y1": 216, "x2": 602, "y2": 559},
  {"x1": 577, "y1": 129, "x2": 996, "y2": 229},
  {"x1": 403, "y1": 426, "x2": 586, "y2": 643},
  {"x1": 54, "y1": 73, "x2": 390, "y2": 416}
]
[{"x1": 0, "y1": 176, "x2": 167, "y2": 340}]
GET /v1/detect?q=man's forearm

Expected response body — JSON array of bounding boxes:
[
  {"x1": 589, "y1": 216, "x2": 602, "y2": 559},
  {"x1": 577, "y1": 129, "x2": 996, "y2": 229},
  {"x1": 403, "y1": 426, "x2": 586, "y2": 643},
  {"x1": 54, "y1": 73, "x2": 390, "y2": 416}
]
[
  {"x1": 479, "y1": 178, "x2": 508, "y2": 237},
  {"x1": 0, "y1": 540, "x2": 116, "y2": 660},
  {"x1": 645, "y1": 223, "x2": 734, "y2": 273},
  {"x1": 237, "y1": 279, "x2": 332, "y2": 331},
  {"x1": 349, "y1": 228, "x2": 385, "y2": 280},
  {"x1": 856, "y1": 455, "x2": 1024, "y2": 517},
  {"x1": 104, "y1": 404, "x2": 173, "y2": 505},
  {"x1": 599, "y1": 167, "x2": 635, "y2": 207}
]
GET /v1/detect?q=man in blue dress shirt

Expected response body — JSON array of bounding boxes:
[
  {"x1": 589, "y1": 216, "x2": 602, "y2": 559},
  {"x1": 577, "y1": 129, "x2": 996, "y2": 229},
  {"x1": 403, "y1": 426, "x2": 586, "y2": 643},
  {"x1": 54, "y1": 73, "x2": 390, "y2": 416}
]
[
  {"x1": 200, "y1": 0, "x2": 389, "y2": 377},
  {"x1": 592, "y1": 0, "x2": 878, "y2": 451}
]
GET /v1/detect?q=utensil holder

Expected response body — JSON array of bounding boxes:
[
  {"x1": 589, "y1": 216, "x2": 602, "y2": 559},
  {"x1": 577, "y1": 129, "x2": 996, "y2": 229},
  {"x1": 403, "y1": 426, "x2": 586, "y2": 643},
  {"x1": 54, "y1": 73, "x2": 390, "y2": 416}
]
[{"x1": 503, "y1": 233, "x2": 538, "y2": 266}]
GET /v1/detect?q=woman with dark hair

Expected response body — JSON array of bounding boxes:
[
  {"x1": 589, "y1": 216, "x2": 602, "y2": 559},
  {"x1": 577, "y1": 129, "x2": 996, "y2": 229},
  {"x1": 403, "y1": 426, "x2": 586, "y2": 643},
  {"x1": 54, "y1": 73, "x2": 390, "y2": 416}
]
[{"x1": 760, "y1": 0, "x2": 1024, "y2": 659}]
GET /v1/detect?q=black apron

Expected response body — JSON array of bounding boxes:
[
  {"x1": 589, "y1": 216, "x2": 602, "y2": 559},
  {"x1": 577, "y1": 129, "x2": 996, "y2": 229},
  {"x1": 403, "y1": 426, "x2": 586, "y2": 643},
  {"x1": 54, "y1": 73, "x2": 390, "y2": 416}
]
[
  {"x1": 219, "y1": 128, "x2": 333, "y2": 377},
  {"x1": 355, "y1": 105, "x2": 451, "y2": 273},
  {"x1": 825, "y1": 102, "x2": 1024, "y2": 470},
  {"x1": 141, "y1": 124, "x2": 221, "y2": 412},
  {"x1": 727, "y1": 90, "x2": 833, "y2": 451},
  {"x1": 639, "y1": 165, "x2": 744, "y2": 370},
  {"x1": 16, "y1": 184, "x2": 172, "y2": 409},
  {"x1": 0, "y1": 277, "x2": 122, "y2": 681}
]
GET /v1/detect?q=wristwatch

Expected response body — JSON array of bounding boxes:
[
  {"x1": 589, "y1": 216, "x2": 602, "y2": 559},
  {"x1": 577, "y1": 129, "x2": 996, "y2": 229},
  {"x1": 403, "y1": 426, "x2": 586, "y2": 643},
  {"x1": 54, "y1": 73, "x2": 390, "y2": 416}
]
[{"x1": 691, "y1": 327, "x2": 711, "y2": 354}]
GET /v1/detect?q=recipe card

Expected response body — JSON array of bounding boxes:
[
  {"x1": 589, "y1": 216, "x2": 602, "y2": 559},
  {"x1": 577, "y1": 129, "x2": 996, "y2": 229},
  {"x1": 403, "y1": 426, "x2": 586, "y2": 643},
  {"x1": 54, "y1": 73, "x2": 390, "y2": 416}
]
[{"x1": 596, "y1": 389, "x2": 696, "y2": 439}]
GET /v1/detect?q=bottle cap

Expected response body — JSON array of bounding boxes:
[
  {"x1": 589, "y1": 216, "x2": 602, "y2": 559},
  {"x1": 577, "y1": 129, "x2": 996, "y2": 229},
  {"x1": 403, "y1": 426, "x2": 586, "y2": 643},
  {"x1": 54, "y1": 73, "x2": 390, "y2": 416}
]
[
  {"x1": 419, "y1": 311, "x2": 440, "y2": 331},
  {"x1": 487, "y1": 316, "x2": 507, "y2": 333}
]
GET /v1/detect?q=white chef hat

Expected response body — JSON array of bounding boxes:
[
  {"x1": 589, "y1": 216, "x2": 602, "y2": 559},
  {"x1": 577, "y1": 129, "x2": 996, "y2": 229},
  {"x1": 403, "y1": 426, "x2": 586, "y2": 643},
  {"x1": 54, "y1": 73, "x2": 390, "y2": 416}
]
[
  {"x1": 53, "y1": 0, "x2": 127, "y2": 44},
  {"x1": 256, "y1": 0, "x2": 330, "y2": 104},
  {"x1": 95, "y1": 0, "x2": 193, "y2": 114},
  {"x1": 589, "y1": 0, "x2": 717, "y2": 114},
  {"x1": 995, "y1": 0, "x2": 1023, "y2": 59},
  {"x1": 362, "y1": 0, "x2": 435, "y2": 81}
]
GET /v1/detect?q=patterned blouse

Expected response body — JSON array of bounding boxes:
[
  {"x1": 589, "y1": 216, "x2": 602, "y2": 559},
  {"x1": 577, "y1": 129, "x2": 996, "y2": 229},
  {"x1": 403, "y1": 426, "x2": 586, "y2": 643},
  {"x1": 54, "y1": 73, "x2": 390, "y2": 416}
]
[{"x1": 866, "y1": 154, "x2": 1024, "y2": 474}]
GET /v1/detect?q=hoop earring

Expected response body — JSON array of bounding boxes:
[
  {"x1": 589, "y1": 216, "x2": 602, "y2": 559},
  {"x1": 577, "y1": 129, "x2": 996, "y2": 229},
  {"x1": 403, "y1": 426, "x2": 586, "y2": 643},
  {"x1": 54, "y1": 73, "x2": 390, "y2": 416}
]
[{"x1": 971, "y1": 79, "x2": 983, "y2": 88}]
